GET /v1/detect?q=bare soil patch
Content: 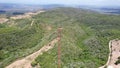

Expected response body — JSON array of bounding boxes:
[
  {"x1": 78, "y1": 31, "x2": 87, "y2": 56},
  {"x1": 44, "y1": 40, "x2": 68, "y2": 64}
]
[
  {"x1": 99, "y1": 40, "x2": 120, "y2": 68},
  {"x1": 6, "y1": 38, "x2": 59, "y2": 68}
]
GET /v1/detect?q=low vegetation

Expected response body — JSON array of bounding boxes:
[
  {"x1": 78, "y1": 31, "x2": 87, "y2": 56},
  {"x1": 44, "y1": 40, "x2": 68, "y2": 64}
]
[
  {"x1": 0, "y1": 7, "x2": 120, "y2": 68},
  {"x1": 115, "y1": 56, "x2": 120, "y2": 65},
  {"x1": 0, "y1": 18, "x2": 45, "y2": 68},
  {"x1": 33, "y1": 8, "x2": 120, "y2": 68}
]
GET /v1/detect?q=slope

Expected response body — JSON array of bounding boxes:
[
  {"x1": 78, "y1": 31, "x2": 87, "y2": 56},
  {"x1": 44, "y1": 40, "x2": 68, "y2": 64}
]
[
  {"x1": 32, "y1": 8, "x2": 120, "y2": 68},
  {"x1": 0, "y1": 7, "x2": 120, "y2": 68}
]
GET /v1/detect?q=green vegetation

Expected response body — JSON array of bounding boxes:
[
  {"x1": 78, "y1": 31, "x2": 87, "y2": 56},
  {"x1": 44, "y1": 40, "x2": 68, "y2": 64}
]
[
  {"x1": 115, "y1": 56, "x2": 120, "y2": 65},
  {"x1": 0, "y1": 7, "x2": 120, "y2": 68},
  {"x1": 33, "y1": 8, "x2": 120, "y2": 68},
  {"x1": 0, "y1": 18, "x2": 45, "y2": 68},
  {"x1": 31, "y1": 60, "x2": 38, "y2": 67},
  {"x1": 0, "y1": 23, "x2": 6, "y2": 28}
]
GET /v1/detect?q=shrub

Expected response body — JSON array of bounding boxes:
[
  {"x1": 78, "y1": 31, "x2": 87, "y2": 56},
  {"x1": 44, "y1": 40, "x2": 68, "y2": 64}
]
[
  {"x1": 115, "y1": 60, "x2": 120, "y2": 65},
  {"x1": 31, "y1": 61, "x2": 38, "y2": 67}
]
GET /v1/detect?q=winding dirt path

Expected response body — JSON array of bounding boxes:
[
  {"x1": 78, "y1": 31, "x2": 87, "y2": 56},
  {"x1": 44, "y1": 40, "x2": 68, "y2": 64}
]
[
  {"x1": 99, "y1": 40, "x2": 120, "y2": 68},
  {"x1": 6, "y1": 37, "x2": 60, "y2": 68},
  {"x1": 31, "y1": 20, "x2": 34, "y2": 26}
]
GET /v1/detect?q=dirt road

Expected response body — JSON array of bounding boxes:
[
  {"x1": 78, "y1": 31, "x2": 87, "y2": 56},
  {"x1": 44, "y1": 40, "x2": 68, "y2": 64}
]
[
  {"x1": 6, "y1": 37, "x2": 60, "y2": 68},
  {"x1": 0, "y1": 18, "x2": 8, "y2": 23},
  {"x1": 99, "y1": 40, "x2": 120, "y2": 68}
]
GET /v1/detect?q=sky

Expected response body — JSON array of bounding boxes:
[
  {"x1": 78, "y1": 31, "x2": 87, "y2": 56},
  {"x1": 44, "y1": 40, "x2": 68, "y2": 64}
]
[{"x1": 0, "y1": 0, "x2": 120, "y2": 6}]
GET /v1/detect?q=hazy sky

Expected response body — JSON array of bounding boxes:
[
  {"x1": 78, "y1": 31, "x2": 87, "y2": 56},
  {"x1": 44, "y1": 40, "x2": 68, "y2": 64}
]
[{"x1": 0, "y1": 0, "x2": 120, "y2": 6}]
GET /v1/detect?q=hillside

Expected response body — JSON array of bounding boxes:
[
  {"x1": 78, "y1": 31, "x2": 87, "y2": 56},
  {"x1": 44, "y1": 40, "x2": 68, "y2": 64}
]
[
  {"x1": 0, "y1": 8, "x2": 120, "y2": 68},
  {"x1": 33, "y1": 8, "x2": 120, "y2": 68}
]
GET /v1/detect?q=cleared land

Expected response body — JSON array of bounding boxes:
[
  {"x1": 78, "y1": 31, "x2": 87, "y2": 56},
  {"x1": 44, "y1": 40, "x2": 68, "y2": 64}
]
[
  {"x1": 6, "y1": 37, "x2": 59, "y2": 68},
  {"x1": 0, "y1": 8, "x2": 120, "y2": 68},
  {"x1": 100, "y1": 40, "x2": 120, "y2": 68},
  {"x1": 108, "y1": 40, "x2": 120, "y2": 68}
]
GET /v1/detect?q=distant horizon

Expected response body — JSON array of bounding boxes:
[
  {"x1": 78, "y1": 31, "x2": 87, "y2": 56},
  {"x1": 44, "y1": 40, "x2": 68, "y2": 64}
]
[
  {"x1": 1, "y1": 0, "x2": 120, "y2": 7},
  {"x1": 1, "y1": 2, "x2": 120, "y2": 8}
]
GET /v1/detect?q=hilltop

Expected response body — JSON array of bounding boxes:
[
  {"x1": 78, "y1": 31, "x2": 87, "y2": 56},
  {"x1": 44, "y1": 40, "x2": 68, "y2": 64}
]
[{"x1": 0, "y1": 7, "x2": 120, "y2": 68}]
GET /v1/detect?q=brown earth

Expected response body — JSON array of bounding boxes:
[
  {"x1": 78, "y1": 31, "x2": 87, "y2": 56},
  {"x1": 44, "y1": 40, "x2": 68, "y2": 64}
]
[
  {"x1": 6, "y1": 37, "x2": 60, "y2": 68},
  {"x1": 10, "y1": 11, "x2": 44, "y2": 20},
  {"x1": 0, "y1": 18, "x2": 8, "y2": 23},
  {"x1": 99, "y1": 40, "x2": 120, "y2": 68}
]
